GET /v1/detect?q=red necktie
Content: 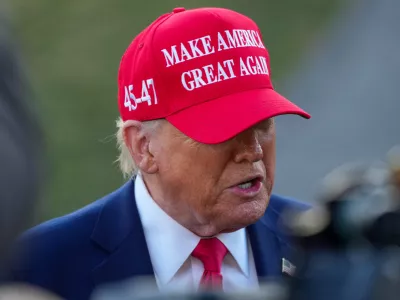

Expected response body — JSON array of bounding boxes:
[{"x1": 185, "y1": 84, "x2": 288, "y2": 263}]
[{"x1": 192, "y1": 238, "x2": 228, "y2": 291}]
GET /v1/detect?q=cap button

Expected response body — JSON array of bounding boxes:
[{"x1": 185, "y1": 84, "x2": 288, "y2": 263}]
[{"x1": 173, "y1": 7, "x2": 186, "y2": 13}]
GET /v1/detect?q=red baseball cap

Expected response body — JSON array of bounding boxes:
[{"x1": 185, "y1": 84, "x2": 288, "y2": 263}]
[{"x1": 118, "y1": 7, "x2": 310, "y2": 144}]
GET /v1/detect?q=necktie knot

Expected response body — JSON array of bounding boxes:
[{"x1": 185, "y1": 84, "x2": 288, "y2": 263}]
[{"x1": 192, "y1": 238, "x2": 228, "y2": 273}]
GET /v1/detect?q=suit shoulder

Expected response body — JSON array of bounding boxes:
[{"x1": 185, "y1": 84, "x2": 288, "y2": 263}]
[
  {"x1": 269, "y1": 194, "x2": 311, "y2": 215},
  {"x1": 9, "y1": 193, "x2": 112, "y2": 277},
  {"x1": 19, "y1": 197, "x2": 106, "y2": 248},
  {"x1": 11, "y1": 181, "x2": 133, "y2": 267},
  {"x1": 260, "y1": 194, "x2": 311, "y2": 232},
  {"x1": 258, "y1": 194, "x2": 311, "y2": 265}
]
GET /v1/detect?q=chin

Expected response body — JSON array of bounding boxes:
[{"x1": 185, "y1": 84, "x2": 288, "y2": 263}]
[{"x1": 226, "y1": 199, "x2": 268, "y2": 230}]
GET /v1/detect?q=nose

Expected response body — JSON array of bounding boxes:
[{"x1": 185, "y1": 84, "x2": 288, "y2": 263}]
[{"x1": 233, "y1": 128, "x2": 263, "y2": 163}]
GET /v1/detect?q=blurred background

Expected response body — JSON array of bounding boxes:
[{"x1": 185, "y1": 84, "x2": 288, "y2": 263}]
[{"x1": 5, "y1": 0, "x2": 399, "y2": 224}]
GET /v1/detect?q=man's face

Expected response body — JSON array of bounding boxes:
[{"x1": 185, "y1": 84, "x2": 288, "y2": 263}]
[{"x1": 145, "y1": 118, "x2": 276, "y2": 237}]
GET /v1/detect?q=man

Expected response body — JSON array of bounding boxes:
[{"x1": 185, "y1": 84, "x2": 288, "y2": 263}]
[{"x1": 8, "y1": 6, "x2": 311, "y2": 300}]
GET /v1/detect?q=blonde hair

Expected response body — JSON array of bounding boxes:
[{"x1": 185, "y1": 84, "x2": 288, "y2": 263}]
[{"x1": 115, "y1": 117, "x2": 162, "y2": 178}]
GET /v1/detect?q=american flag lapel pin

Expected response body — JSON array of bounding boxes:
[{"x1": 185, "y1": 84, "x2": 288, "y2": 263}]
[{"x1": 282, "y1": 258, "x2": 296, "y2": 276}]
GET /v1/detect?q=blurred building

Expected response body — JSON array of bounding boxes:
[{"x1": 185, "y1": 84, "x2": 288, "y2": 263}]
[{"x1": 274, "y1": 0, "x2": 400, "y2": 202}]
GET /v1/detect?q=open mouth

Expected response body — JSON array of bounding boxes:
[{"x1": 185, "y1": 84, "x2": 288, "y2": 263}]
[{"x1": 235, "y1": 177, "x2": 262, "y2": 190}]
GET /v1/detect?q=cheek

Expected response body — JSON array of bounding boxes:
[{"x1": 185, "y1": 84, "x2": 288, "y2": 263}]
[
  {"x1": 157, "y1": 144, "x2": 227, "y2": 202},
  {"x1": 261, "y1": 136, "x2": 276, "y2": 191}
]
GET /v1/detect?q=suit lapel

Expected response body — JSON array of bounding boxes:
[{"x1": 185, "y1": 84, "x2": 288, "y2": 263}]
[
  {"x1": 91, "y1": 178, "x2": 154, "y2": 286},
  {"x1": 247, "y1": 198, "x2": 295, "y2": 279},
  {"x1": 247, "y1": 219, "x2": 282, "y2": 278}
]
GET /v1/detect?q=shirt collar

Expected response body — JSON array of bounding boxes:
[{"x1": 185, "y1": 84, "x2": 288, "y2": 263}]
[
  {"x1": 218, "y1": 230, "x2": 250, "y2": 277},
  {"x1": 134, "y1": 174, "x2": 250, "y2": 285}
]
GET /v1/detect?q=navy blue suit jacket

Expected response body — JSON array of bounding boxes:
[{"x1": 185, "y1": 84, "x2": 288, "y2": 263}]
[{"x1": 8, "y1": 178, "x2": 309, "y2": 300}]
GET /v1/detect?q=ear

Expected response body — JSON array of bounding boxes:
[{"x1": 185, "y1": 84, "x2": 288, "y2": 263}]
[{"x1": 123, "y1": 120, "x2": 158, "y2": 174}]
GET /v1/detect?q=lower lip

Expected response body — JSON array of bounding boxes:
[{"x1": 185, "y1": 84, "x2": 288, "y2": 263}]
[{"x1": 229, "y1": 179, "x2": 262, "y2": 197}]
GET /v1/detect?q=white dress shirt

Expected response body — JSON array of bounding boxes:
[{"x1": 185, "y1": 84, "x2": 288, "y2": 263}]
[{"x1": 134, "y1": 174, "x2": 259, "y2": 293}]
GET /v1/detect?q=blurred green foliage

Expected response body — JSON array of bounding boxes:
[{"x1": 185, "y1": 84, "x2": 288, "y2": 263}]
[{"x1": 10, "y1": 0, "x2": 341, "y2": 222}]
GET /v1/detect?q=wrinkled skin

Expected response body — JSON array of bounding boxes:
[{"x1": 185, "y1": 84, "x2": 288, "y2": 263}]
[{"x1": 125, "y1": 118, "x2": 276, "y2": 237}]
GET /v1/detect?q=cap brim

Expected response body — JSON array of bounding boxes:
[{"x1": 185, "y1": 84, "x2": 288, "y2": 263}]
[{"x1": 166, "y1": 88, "x2": 311, "y2": 144}]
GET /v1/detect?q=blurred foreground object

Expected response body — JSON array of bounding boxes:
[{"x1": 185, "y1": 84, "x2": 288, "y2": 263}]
[
  {"x1": 281, "y1": 146, "x2": 400, "y2": 300},
  {"x1": 0, "y1": 8, "x2": 44, "y2": 279},
  {"x1": 91, "y1": 276, "x2": 287, "y2": 300},
  {"x1": 0, "y1": 284, "x2": 62, "y2": 300}
]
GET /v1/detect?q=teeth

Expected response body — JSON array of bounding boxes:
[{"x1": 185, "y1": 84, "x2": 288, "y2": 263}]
[{"x1": 238, "y1": 181, "x2": 253, "y2": 189}]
